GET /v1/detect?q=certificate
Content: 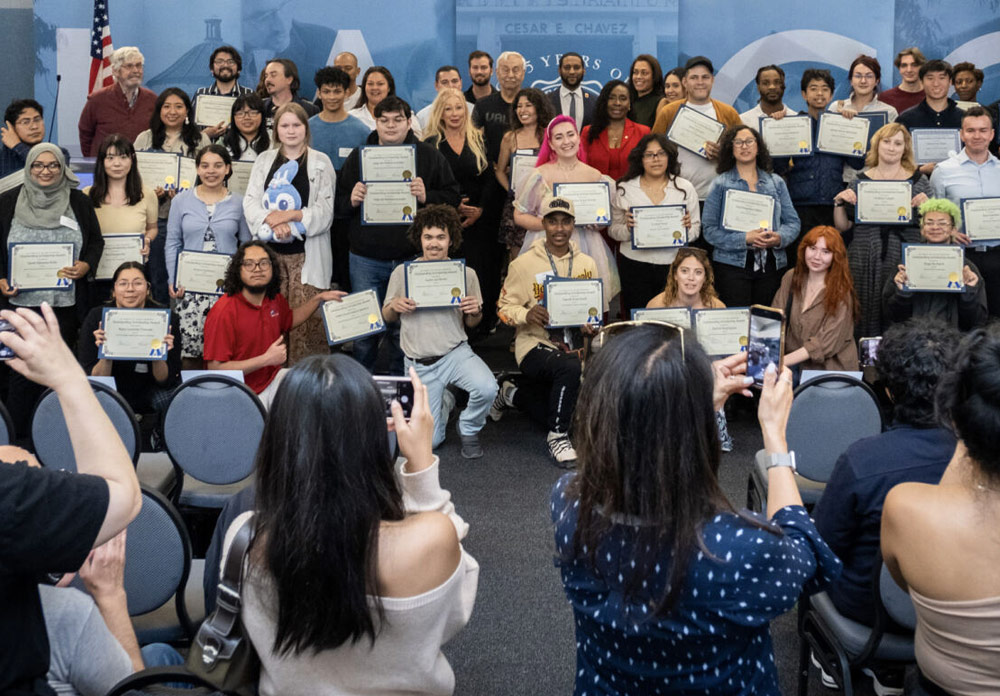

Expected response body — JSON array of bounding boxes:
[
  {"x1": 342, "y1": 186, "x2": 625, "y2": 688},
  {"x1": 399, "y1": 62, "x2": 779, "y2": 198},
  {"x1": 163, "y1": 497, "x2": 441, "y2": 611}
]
[
  {"x1": 955, "y1": 100, "x2": 980, "y2": 111},
  {"x1": 552, "y1": 181, "x2": 612, "y2": 226},
  {"x1": 961, "y1": 197, "x2": 1000, "y2": 242},
  {"x1": 0, "y1": 170, "x2": 22, "y2": 194},
  {"x1": 227, "y1": 161, "x2": 254, "y2": 196},
  {"x1": 321, "y1": 289, "x2": 386, "y2": 345},
  {"x1": 136, "y1": 151, "x2": 179, "y2": 190},
  {"x1": 855, "y1": 180, "x2": 913, "y2": 225},
  {"x1": 630, "y1": 205, "x2": 687, "y2": 249},
  {"x1": 759, "y1": 115, "x2": 813, "y2": 157},
  {"x1": 911, "y1": 128, "x2": 961, "y2": 165},
  {"x1": 177, "y1": 157, "x2": 197, "y2": 191},
  {"x1": 194, "y1": 95, "x2": 236, "y2": 127},
  {"x1": 630, "y1": 306, "x2": 692, "y2": 329},
  {"x1": 855, "y1": 111, "x2": 889, "y2": 147},
  {"x1": 543, "y1": 277, "x2": 604, "y2": 328},
  {"x1": 95, "y1": 234, "x2": 144, "y2": 280},
  {"x1": 510, "y1": 153, "x2": 536, "y2": 194},
  {"x1": 816, "y1": 112, "x2": 870, "y2": 157},
  {"x1": 404, "y1": 259, "x2": 467, "y2": 309},
  {"x1": 693, "y1": 307, "x2": 750, "y2": 357},
  {"x1": 175, "y1": 250, "x2": 231, "y2": 295},
  {"x1": 99, "y1": 308, "x2": 171, "y2": 361},
  {"x1": 902, "y1": 244, "x2": 965, "y2": 293},
  {"x1": 360, "y1": 145, "x2": 417, "y2": 181},
  {"x1": 362, "y1": 182, "x2": 418, "y2": 225},
  {"x1": 666, "y1": 104, "x2": 726, "y2": 159},
  {"x1": 8, "y1": 242, "x2": 75, "y2": 291},
  {"x1": 721, "y1": 189, "x2": 775, "y2": 233}
]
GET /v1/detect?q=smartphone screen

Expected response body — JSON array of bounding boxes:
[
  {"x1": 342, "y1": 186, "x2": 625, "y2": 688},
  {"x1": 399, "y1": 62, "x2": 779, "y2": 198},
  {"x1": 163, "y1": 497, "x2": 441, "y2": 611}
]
[
  {"x1": 373, "y1": 375, "x2": 415, "y2": 420},
  {"x1": 747, "y1": 305, "x2": 785, "y2": 387},
  {"x1": 0, "y1": 319, "x2": 16, "y2": 360},
  {"x1": 859, "y1": 336, "x2": 882, "y2": 368}
]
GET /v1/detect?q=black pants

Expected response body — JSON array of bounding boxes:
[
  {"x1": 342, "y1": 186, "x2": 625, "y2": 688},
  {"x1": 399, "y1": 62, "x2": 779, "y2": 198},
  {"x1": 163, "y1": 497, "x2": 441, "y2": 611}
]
[
  {"x1": 330, "y1": 217, "x2": 352, "y2": 291},
  {"x1": 514, "y1": 344, "x2": 581, "y2": 433},
  {"x1": 965, "y1": 246, "x2": 1000, "y2": 318},
  {"x1": 618, "y1": 254, "x2": 670, "y2": 313},
  {"x1": 712, "y1": 257, "x2": 784, "y2": 308},
  {"x1": 148, "y1": 219, "x2": 169, "y2": 305}
]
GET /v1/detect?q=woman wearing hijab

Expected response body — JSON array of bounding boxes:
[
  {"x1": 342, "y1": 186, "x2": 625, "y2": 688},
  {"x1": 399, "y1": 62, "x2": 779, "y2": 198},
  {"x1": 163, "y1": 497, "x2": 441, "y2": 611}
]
[{"x1": 0, "y1": 143, "x2": 105, "y2": 436}]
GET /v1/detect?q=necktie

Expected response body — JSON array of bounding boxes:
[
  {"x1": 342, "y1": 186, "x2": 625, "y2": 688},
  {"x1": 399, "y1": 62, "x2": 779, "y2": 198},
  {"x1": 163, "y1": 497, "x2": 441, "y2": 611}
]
[{"x1": 569, "y1": 92, "x2": 577, "y2": 124}]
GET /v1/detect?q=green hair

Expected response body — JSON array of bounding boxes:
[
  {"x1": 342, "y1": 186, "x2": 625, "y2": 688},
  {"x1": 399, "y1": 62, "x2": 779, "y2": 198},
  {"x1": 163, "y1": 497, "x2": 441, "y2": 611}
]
[{"x1": 918, "y1": 198, "x2": 962, "y2": 229}]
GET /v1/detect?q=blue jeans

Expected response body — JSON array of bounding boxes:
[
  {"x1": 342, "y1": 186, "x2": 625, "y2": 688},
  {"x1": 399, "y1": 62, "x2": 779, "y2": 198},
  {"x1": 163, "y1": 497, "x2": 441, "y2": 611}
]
[
  {"x1": 349, "y1": 252, "x2": 404, "y2": 373},
  {"x1": 140, "y1": 642, "x2": 192, "y2": 688},
  {"x1": 405, "y1": 342, "x2": 498, "y2": 447}
]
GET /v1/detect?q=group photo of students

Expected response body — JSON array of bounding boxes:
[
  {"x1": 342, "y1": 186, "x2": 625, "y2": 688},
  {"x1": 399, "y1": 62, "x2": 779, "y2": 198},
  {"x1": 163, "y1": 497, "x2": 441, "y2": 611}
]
[{"x1": 2, "y1": 4, "x2": 1000, "y2": 695}]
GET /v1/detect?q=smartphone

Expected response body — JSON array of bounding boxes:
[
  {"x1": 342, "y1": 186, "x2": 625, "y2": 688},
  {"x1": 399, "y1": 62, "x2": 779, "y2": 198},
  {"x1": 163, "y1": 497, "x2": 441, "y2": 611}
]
[
  {"x1": 859, "y1": 336, "x2": 882, "y2": 368},
  {"x1": 747, "y1": 305, "x2": 785, "y2": 388},
  {"x1": 373, "y1": 375, "x2": 415, "y2": 420},
  {"x1": 0, "y1": 319, "x2": 16, "y2": 360}
]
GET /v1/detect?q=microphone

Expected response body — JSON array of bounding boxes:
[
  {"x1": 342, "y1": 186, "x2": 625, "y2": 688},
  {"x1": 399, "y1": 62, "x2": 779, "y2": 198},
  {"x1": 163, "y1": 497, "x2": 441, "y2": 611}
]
[{"x1": 48, "y1": 74, "x2": 61, "y2": 143}]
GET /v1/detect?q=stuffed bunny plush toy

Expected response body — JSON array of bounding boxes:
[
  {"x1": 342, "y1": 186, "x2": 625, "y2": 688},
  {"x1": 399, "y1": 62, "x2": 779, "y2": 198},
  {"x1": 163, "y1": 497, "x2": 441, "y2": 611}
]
[{"x1": 257, "y1": 160, "x2": 306, "y2": 242}]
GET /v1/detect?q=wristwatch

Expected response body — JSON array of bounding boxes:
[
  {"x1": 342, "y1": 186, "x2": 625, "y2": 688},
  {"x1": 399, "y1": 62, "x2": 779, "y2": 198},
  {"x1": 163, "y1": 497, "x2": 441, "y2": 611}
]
[{"x1": 767, "y1": 451, "x2": 797, "y2": 472}]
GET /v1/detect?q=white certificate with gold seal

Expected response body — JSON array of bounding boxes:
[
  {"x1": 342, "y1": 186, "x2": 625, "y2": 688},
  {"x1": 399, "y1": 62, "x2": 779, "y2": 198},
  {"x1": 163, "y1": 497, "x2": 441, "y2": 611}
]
[
  {"x1": 321, "y1": 289, "x2": 386, "y2": 345},
  {"x1": 176, "y1": 250, "x2": 231, "y2": 295},
  {"x1": 693, "y1": 307, "x2": 750, "y2": 357},
  {"x1": 135, "y1": 152, "x2": 179, "y2": 190},
  {"x1": 362, "y1": 181, "x2": 418, "y2": 225},
  {"x1": 194, "y1": 95, "x2": 236, "y2": 127},
  {"x1": 95, "y1": 234, "x2": 144, "y2": 281},
  {"x1": 902, "y1": 244, "x2": 965, "y2": 293},
  {"x1": 552, "y1": 181, "x2": 612, "y2": 226},
  {"x1": 816, "y1": 112, "x2": 870, "y2": 157},
  {"x1": 360, "y1": 145, "x2": 417, "y2": 181},
  {"x1": 99, "y1": 308, "x2": 171, "y2": 361},
  {"x1": 404, "y1": 259, "x2": 467, "y2": 309}
]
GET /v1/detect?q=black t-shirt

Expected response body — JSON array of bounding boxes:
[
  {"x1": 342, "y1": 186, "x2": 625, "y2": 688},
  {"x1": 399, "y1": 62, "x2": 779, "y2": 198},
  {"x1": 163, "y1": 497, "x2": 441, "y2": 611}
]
[
  {"x1": 263, "y1": 153, "x2": 310, "y2": 255},
  {"x1": 0, "y1": 461, "x2": 109, "y2": 694},
  {"x1": 472, "y1": 91, "x2": 514, "y2": 164}
]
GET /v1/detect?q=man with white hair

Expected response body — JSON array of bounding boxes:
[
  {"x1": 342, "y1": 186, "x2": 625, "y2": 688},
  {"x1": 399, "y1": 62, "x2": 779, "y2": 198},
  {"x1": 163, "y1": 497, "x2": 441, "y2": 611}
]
[
  {"x1": 472, "y1": 50, "x2": 525, "y2": 163},
  {"x1": 78, "y1": 46, "x2": 157, "y2": 157}
]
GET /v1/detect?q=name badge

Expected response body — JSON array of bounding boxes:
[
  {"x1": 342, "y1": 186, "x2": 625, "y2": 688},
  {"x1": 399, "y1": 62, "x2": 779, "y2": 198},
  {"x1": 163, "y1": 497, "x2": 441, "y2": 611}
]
[{"x1": 59, "y1": 216, "x2": 79, "y2": 231}]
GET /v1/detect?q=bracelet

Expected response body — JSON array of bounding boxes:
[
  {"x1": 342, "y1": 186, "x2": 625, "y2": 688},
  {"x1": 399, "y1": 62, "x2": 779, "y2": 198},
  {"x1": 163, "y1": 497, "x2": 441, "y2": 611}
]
[{"x1": 833, "y1": 200, "x2": 845, "y2": 208}]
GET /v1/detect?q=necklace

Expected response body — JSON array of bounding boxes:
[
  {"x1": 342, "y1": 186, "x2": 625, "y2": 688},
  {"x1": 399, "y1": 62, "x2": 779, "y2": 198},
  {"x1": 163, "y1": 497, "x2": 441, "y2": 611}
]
[{"x1": 555, "y1": 159, "x2": 578, "y2": 173}]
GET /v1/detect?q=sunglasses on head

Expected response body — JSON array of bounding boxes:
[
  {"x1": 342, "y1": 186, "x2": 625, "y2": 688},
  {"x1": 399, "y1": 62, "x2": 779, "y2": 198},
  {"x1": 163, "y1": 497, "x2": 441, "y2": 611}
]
[{"x1": 586, "y1": 319, "x2": 686, "y2": 364}]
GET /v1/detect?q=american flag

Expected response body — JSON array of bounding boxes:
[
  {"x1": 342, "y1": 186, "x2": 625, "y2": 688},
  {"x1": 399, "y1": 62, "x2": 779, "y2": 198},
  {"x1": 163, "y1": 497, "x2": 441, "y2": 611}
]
[{"x1": 88, "y1": 0, "x2": 114, "y2": 95}]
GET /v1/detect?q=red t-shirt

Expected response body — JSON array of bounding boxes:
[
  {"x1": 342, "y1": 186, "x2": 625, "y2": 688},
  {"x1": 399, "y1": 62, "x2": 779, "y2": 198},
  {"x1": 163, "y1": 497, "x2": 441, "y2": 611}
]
[{"x1": 203, "y1": 292, "x2": 293, "y2": 393}]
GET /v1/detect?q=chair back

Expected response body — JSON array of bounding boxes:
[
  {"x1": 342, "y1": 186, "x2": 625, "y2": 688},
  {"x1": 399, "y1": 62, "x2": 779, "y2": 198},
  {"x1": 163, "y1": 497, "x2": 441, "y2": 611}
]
[
  {"x1": 0, "y1": 399, "x2": 14, "y2": 446},
  {"x1": 788, "y1": 374, "x2": 883, "y2": 483},
  {"x1": 880, "y1": 564, "x2": 917, "y2": 630},
  {"x1": 31, "y1": 383, "x2": 140, "y2": 471},
  {"x1": 162, "y1": 374, "x2": 265, "y2": 485}
]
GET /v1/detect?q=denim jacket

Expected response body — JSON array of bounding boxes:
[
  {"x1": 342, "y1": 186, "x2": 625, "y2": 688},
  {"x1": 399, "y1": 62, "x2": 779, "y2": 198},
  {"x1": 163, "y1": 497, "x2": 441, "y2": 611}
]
[
  {"x1": 702, "y1": 167, "x2": 801, "y2": 270},
  {"x1": 773, "y1": 114, "x2": 864, "y2": 205}
]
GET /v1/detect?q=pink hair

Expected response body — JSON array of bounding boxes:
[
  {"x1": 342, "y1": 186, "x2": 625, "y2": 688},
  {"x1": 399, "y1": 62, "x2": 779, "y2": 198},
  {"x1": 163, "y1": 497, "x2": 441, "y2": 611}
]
[{"x1": 536, "y1": 114, "x2": 587, "y2": 167}]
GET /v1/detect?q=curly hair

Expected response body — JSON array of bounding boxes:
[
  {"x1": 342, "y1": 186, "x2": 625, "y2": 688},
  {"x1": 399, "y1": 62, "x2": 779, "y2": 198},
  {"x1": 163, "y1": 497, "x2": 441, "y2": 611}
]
[
  {"x1": 507, "y1": 87, "x2": 554, "y2": 144},
  {"x1": 918, "y1": 198, "x2": 962, "y2": 229},
  {"x1": 716, "y1": 125, "x2": 772, "y2": 174},
  {"x1": 406, "y1": 204, "x2": 463, "y2": 252},
  {"x1": 661, "y1": 247, "x2": 719, "y2": 307},
  {"x1": 791, "y1": 226, "x2": 859, "y2": 321},
  {"x1": 222, "y1": 241, "x2": 282, "y2": 298},
  {"x1": 616, "y1": 133, "x2": 682, "y2": 189},
  {"x1": 874, "y1": 319, "x2": 959, "y2": 427}
]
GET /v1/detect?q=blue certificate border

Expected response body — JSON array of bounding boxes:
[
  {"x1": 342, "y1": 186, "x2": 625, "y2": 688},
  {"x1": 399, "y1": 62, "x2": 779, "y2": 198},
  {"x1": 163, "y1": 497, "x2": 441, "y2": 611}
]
[
  {"x1": 721, "y1": 189, "x2": 776, "y2": 234},
  {"x1": 692, "y1": 306, "x2": 751, "y2": 357},
  {"x1": 403, "y1": 258, "x2": 467, "y2": 309},
  {"x1": 901, "y1": 243, "x2": 965, "y2": 293},
  {"x1": 758, "y1": 114, "x2": 813, "y2": 158},
  {"x1": 666, "y1": 104, "x2": 725, "y2": 158},
  {"x1": 360, "y1": 144, "x2": 417, "y2": 181},
  {"x1": 174, "y1": 249, "x2": 232, "y2": 295},
  {"x1": 542, "y1": 276, "x2": 604, "y2": 329},
  {"x1": 854, "y1": 111, "x2": 889, "y2": 152},
  {"x1": 320, "y1": 289, "x2": 387, "y2": 346},
  {"x1": 95, "y1": 234, "x2": 144, "y2": 281},
  {"x1": 815, "y1": 112, "x2": 870, "y2": 157},
  {"x1": 961, "y1": 196, "x2": 1000, "y2": 242},
  {"x1": 552, "y1": 181, "x2": 612, "y2": 226},
  {"x1": 361, "y1": 180, "x2": 418, "y2": 227},
  {"x1": 7, "y1": 241, "x2": 75, "y2": 291},
  {"x1": 910, "y1": 128, "x2": 961, "y2": 165},
  {"x1": 629, "y1": 306, "x2": 693, "y2": 329},
  {"x1": 629, "y1": 204, "x2": 688, "y2": 250},
  {"x1": 98, "y1": 307, "x2": 171, "y2": 361},
  {"x1": 854, "y1": 180, "x2": 913, "y2": 227}
]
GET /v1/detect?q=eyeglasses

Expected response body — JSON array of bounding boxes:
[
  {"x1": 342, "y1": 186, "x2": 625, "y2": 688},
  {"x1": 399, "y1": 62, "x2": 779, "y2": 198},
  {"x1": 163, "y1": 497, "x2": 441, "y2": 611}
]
[
  {"x1": 852, "y1": 73, "x2": 876, "y2": 81},
  {"x1": 586, "y1": 319, "x2": 686, "y2": 364},
  {"x1": 16, "y1": 116, "x2": 43, "y2": 127},
  {"x1": 733, "y1": 138, "x2": 757, "y2": 148},
  {"x1": 642, "y1": 150, "x2": 668, "y2": 160},
  {"x1": 213, "y1": 59, "x2": 237, "y2": 67},
  {"x1": 241, "y1": 259, "x2": 272, "y2": 271},
  {"x1": 922, "y1": 220, "x2": 953, "y2": 229},
  {"x1": 234, "y1": 109, "x2": 260, "y2": 119},
  {"x1": 114, "y1": 280, "x2": 148, "y2": 290},
  {"x1": 30, "y1": 161, "x2": 61, "y2": 172}
]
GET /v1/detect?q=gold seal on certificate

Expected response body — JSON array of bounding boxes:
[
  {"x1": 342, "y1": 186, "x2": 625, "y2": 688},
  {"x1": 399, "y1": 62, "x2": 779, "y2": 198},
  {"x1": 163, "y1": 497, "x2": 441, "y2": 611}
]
[
  {"x1": 693, "y1": 307, "x2": 750, "y2": 357},
  {"x1": 855, "y1": 180, "x2": 913, "y2": 225},
  {"x1": 176, "y1": 250, "x2": 232, "y2": 295},
  {"x1": 360, "y1": 145, "x2": 417, "y2": 181},
  {"x1": 136, "y1": 152, "x2": 180, "y2": 190},
  {"x1": 902, "y1": 244, "x2": 965, "y2": 293},
  {"x1": 8, "y1": 242, "x2": 75, "y2": 290},
  {"x1": 961, "y1": 197, "x2": 1000, "y2": 242},
  {"x1": 910, "y1": 128, "x2": 961, "y2": 165},
  {"x1": 227, "y1": 161, "x2": 254, "y2": 196},
  {"x1": 552, "y1": 182, "x2": 612, "y2": 225},
  {"x1": 510, "y1": 153, "x2": 536, "y2": 194},
  {"x1": 816, "y1": 112, "x2": 871, "y2": 156},
  {"x1": 321, "y1": 289, "x2": 386, "y2": 345},
  {"x1": 630, "y1": 205, "x2": 687, "y2": 249},
  {"x1": 194, "y1": 95, "x2": 236, "y2": 127},
  {"x1": 666, "y1": 104, "x2": 726, "y2": 159},
  {"x1": 99, "y1": 308, "x2": 171, "y2": 361},
  {"x1": 95, "y1": 235, "x2": 144, "y2": 281},
  {"x1": 721, "y1": 189, "x2": 775, "y2": 233},
  {"x1": 177, "y1": 157, "x2": 196, "y2": 191},
  {"x1": 404, "y1": 259, "x2": 467, "y2": 309},
  {"x1": 543, "y1": 277, "x2": 604, "y2": 328},
  {"x1": 759, "y1": 115, "x2": 812, "y2": 157},
  {"x1": 362, "y1": 182, "x2": 418, "y2": 225},
  {"x1": 630, "y1": 306, "x2": 692, "y2": 329}
]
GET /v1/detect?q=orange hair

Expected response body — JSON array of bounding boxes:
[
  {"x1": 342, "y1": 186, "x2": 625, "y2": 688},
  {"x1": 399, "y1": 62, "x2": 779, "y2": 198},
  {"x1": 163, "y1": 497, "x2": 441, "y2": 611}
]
[{"x1": 791, "y1": 226, "x2": 859, "y2": 320}]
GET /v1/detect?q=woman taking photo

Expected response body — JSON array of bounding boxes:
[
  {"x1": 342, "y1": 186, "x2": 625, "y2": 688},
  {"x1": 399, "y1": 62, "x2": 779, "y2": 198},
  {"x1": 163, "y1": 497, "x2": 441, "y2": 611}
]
[
  {"x1": 828, "y1": 55, "x2": 899, "y2": 122},
  {"x1": 244, "y1": 102, "x2": 335, "y2": 363},
  {"x1": 882, "y1": 325, "x2": 1000, "y2": 696},
  {"x1": 772, "y1": 225, "x2": 860, "y2": 372},
  {"x1": 223, "y1": 359, "x2": 478, "y2": 695},
  {"x1": 167, "y1": 144, "x2": 250, "y2": 370},
  {"x1": 626, "y1": 54, "x2": 664, "y2": 128},
  {"x1": 513, "y1": 115, "x2": 620, "y2": 300},
  {"x1": 79, "y1": 262, "x2": 180, "y2": 415},
  {"x1": 833, "y1": 122, "x2": 931, "y2": 336},
  {"x1": 348, "y1": 66, "x2": 422, "y2": 137},
  {"x1": 610, "y1": 133, "x2": 700, "y2": 310},
  {"x1": 581, "y1": 80, "x2": 650, "y2": 182},
  {"x1": 221, "y1": 93, "x2": 270, "y2": 162},
  {"x1": 553, "y1": 325, "x2": 840, "y2": 693},
  {"x1": 702, "y1": 125, "x2": 800, "y2": 307}
]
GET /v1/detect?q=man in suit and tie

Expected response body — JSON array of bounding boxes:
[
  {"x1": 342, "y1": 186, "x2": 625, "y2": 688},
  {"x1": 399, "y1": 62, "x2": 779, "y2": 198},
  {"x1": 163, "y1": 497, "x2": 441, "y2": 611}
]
[{"x1": 549, "y1": 53, "x2": 594, "y2": 130}]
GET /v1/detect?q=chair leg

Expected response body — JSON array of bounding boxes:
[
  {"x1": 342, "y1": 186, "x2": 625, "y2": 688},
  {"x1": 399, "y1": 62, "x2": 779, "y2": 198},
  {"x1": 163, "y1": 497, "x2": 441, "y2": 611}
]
[{"x1": 797, "y1": 617, "x2": 811, "y2": 696}]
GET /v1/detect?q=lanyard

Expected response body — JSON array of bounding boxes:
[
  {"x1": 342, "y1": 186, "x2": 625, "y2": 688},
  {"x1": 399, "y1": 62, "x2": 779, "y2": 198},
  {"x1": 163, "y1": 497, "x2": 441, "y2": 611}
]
[{"x1": 545, "y1": 246, "x2": 573, "y2": 279}]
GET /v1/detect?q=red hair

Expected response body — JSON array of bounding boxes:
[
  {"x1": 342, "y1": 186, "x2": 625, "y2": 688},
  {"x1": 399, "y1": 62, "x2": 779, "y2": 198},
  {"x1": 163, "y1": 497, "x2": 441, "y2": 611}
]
[
  {"x1": 536, "y1": 114, "x2": 587, "y2": 166},
  {"x1": 791, "y1": 226, "x2": 859, "y2": 320}
]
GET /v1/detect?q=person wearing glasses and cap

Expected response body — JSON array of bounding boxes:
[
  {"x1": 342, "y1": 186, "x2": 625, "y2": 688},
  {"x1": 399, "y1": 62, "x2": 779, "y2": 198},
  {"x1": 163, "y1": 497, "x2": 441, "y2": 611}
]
[{"x1": 493, "y1": 195, "x2": 602, "y2": 466}]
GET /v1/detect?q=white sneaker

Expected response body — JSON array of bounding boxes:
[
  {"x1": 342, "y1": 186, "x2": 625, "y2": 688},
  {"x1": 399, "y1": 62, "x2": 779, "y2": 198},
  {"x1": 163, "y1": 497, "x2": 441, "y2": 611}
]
[
  {"x1": 489, "y1": 380, "x2": 516, "y2": 421},
  {"x1": 546, "y1": 431, "x2": 577, "y2": 468},
  {"x1": 862, "y1": 668, "x2": 904, "y2": 696},
  {"x1": 811, "y1": 652, "x2": 838, "y2": 689}
]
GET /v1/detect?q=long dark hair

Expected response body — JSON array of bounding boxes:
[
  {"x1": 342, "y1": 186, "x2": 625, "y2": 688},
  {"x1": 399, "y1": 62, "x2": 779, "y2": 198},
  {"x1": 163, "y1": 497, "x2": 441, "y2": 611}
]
[
  {"x1": 252, "y1": 354, "x2": 405, "y2": 653},
  {"x1": 587, "y1": 80, "x2": 629, "y2": 144},
  {"x1": 567, "y1": 325, "x2": 776, "y2": 616},
  {"x1": 222, "y1": 241, "x2": 281, "y2": 298},
  {"x1": 716, "y1": 125, "x2": 772, "y2": 174},
  {"x1": 507, "y1": 87, "x2": 553, "y2": 145},
  {"x1": 355, "y1": 66, "x2": 395, "y2": 110},
  {"x1": 616, "y1": 133, "x2": 682, "y2": 191},
  {"x1": 89, "y1": 134, "x2": 145, "y2": 207},
  {"x1": 149, "y1": 88, "x2": 202, "y2": 153},
  {"x1": 194, "y1": 143, "x2": 233, "y2": 186},
  {"x1": 627, "y1": 54, "x2": 664, "y2": 104},
  {"x1": 222, "y1": 93, "x2": 270, "y2": 159}
]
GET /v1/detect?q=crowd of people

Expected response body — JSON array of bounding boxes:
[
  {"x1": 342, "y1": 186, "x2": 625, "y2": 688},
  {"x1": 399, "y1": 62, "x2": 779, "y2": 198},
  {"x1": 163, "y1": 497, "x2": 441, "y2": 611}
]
[{"x1": 1, "y1": 37, "x2": 999, "y2": 696}]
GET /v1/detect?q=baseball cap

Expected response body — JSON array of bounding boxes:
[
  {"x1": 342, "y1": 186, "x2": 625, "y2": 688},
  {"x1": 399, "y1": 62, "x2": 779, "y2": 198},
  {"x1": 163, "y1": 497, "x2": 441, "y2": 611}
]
[
  {"x1": 540, "y1": 195, "x2": 575, "y2": 219},
  {"x1": 684, "y1": 55, "x2": 715, "y2": 74}
]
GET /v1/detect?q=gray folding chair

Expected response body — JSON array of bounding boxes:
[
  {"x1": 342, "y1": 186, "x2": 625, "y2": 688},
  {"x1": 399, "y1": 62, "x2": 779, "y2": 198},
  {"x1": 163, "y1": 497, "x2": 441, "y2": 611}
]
[
  {"x1": 161, "y1": 374, "x2": 266, "y2": 509},
  {"x1": 747, "y1": 374, "x2": 884, "y2": 512}
]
